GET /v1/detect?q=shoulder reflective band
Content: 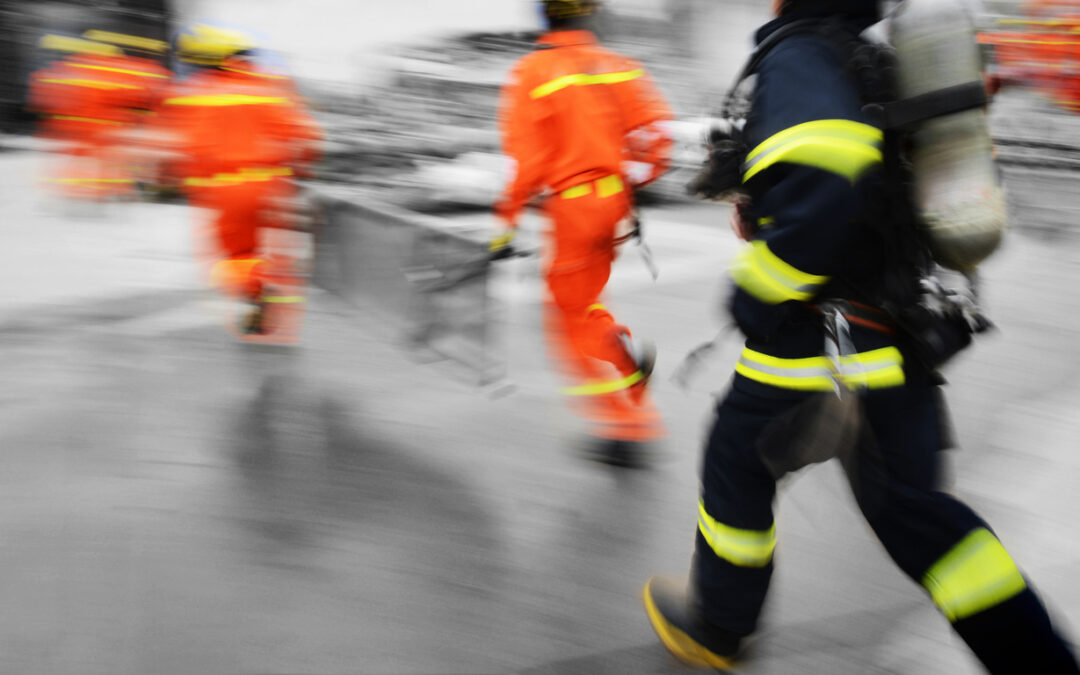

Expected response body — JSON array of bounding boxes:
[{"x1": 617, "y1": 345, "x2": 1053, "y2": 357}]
[
  {"x1": 163, "y1": 94, "x2": 290, "y2": 106},
  {"x1": 730, "y1": 240, "x2": 829, "y2": 305},
  {"x1": 530, "y1": 69, "x2": 644, "y2": 99},
  {"x1": 922, "y1": 528, "x2": 1027, "y2": 622},
  {"x1": 561, "y1": 369, "x2": 644, "y2": 396},
  {"x1": 263, "y1": 295, "x2": 304, "y2": 304},
  {"x1": 70, "y1": 63, "x2": 169, "y2": 79},
  {"x1": 37, "y1": 77, "x2": 140, "y2": 90},
  {"x1": 742, "y1": 119, "x2": 883, "y2": 183},
  {"x1": 698, "y1": 501, "x2": 776, "y2": 568},
  {"x1": 48, "y1": 115, "x2": 124, "y2": 125},
  {"x1": 735, "y1": 346, "x2": 905, "y2": 391}
]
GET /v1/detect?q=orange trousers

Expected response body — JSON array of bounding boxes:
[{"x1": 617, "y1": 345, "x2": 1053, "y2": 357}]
[
  {"x1": 543, "y1": 182, "x2": 663, "y2": 442},
  {"x1": 192, "y1": 175, "x2": 293, "y2": 298}
]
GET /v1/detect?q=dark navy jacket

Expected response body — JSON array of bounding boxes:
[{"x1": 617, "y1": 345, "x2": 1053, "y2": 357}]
[{"x1": 726, "y1": 14, "x2": 909, "y2": 396}]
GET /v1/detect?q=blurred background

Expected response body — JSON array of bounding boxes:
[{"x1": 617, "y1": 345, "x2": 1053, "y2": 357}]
[{"x1": 1, "y1": 1, "x2": 1078, "y2": 673}]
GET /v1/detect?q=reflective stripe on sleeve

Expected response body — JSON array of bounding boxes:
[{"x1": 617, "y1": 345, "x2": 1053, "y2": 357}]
[
  {"x1": 70, "y1": 63, "x2": 169, "y2": 79},
  {"x1": 734, "y1": 346, "x2": 905, "y2": 391},
  {"x1": 698, "y1": 501, "x2": 776, "y2": 568},
  {"x1": 530, "y1": 69, "x2": 644, "y2": 99},
  {"x1": 163, "y1": 94, "x2": 290, "y2": 106},
  {"x1": 561, "y1": 370, "x2": 644, "y2": 396},
  {"x1": 743, "y1": 119, "x2": 883, "y2": 183},
  {"x1": 37, "y1": 77, "x2": 141, "y2": 90},
  {"x1": 922, "y1": 528, "x2": 1027, "y2": 622},
  {"x1": 730, "y1": 240, "x2": 829, "y2": 305}
]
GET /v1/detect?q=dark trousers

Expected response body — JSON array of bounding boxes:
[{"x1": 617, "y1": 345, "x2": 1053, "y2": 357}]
[{"x1": 694, "y1": 377, "x2": 1079, "y2": 674}]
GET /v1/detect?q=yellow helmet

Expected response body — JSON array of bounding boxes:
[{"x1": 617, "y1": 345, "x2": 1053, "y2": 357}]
[
  {"x1": 83, "y1": 30, "x2": 168, "y2": 54},
  {"x1": 39, "y1": 34, "x2": 122, "y2": 57},
  {"x1": 540, "y1": 0, "x2": 600, "y2": 20},
  {"x1": 176, "y1": 24, "x2": 253, "y2": 66}
]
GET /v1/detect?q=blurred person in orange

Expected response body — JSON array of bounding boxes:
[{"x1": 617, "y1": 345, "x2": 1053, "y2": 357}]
[
  {"x1": 29, "y1": 35, "x2": 158, "y2": 201},
  {"x1": 158, "y1": 24, "x2": 321, "y2": 336},
  {"x1": 494, "y1": 0, "x2": 674, "y2": 467}
]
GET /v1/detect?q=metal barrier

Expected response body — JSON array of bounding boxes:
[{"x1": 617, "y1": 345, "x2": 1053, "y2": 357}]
[{"x1": 309, "y1": 187, "x2": 504, "y2": 385}]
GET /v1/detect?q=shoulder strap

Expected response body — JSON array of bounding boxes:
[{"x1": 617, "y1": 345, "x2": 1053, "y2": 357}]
[{"x1": 718, "y1": 19, "x2": 831, "y2": 119}]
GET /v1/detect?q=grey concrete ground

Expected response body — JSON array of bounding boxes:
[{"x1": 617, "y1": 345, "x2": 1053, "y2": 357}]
[{"x1": 1, "y1": 144, "x2": 1078, "y2": 675}]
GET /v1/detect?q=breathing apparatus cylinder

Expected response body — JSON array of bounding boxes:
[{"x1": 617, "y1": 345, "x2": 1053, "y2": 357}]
[{"x1": 889, "y1": 0, "x2": 1006, "y2": 272}]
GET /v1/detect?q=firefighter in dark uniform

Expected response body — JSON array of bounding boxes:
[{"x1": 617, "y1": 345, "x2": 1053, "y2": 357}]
[{"x1": 643, "y1": 0, "x2": 1080, "y2": 672}]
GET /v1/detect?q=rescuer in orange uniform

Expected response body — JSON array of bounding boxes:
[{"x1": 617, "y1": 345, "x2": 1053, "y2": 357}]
[
  {"x1": 494, "y1": 0, "x2": 674, "y2": 466},
  {"x1": 30, "y1": 35, "x2": 160, "y2": 201},
  {"x1": 159, "y1": 25, "x2": 321, "y2": 334}
]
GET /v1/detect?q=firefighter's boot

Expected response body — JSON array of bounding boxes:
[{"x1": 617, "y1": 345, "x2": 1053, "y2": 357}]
[
  {"x1": 241, "y1": 282, "x2": 271, "y2": 335},
  {"x1": 581, "y1": 437, "x2": 654, "y2": 469},
  {"x1": 643, "y1": 575, "x2": 741, "y2": 670}
]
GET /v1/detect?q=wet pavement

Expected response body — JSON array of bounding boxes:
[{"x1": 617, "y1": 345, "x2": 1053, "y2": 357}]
[{"x1": 1, "y1": 147, "x2": 1078, "y2": 675}]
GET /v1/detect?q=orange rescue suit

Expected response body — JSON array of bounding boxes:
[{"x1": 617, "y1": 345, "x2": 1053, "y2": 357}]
[
  {"x1": 30, "y1": 52, "x2": 162, "y2": 198},
  {"x1": 497, "y1": 29, "x2": 673, "y2": 442},
  {"x1": 159, "y1": 60, "x2": 320, "y2": 297}
]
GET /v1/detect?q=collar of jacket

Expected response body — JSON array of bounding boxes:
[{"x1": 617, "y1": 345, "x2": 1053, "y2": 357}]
[
  {"x1": 755, "y1": 6, "x2": 877, "y2": 45},
  {"x1": 537, "y1": 30, "x2": 597, "y2": 48}
]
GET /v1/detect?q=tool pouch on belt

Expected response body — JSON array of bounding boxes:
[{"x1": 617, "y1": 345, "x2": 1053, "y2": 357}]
[{"x1": 755, "y1": 306, "x2": 865, "y2": 479}]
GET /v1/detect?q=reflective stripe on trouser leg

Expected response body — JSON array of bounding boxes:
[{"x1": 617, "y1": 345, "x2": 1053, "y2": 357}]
[
  {"x1": 698, "y1": 500, "x2": 776, "y2": 567},
  {"x1": 922, "y1": 528, "x2": 1027, "y2": 622}
]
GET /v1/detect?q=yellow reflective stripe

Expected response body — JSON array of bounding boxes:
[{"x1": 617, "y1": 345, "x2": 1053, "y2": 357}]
[
  {"x1": 48, "y1": 115, "x2": 124, "y2": 125},
  {"x1": 530, "y1": 68, "x2": 644, "y2": 99},
  {"x1": 923, "y1": 528, "x2": 1027, "y2": 622},
  {"x1": 47, "y1": 178, "x2": 134, "y2": 184},
  {"x1": 734, "y1": 360, "x2": 834, "y2": 391},
  {"x1": 263, "y1": 296, "x2": 305, "y2": 304},
  {"x1": 561, "y1": 184, "x2": 591, "y2": 199},
  {"x1": 164, "y1": 94, "x2": 290, "y2": 106},
  {"x1": 184, "y1": 167, "x2": 293, "y2": 187},
  {"x1": 743, "y1": 119, "x2": 883, "y2": 183},
  {"x1": 70, "y1": 63, "x2": 169, "y2": 79},
  {"x1": 735, "y1": 346, "x2": 905, "y2": 391},
  {"x1": 562, "y1": 370, "x2": 644, "y2": 396},
  {"x1": 730, "y1": 240, "x2": 829, "y2": 305},
  {"x1": 37, "y1": 77, "x2": 140, "y2": 90},
  {"x1": 987, "y1": 36, "x2": 1080, "y2": 46},
  {"x1": 560, "y1": 175, "x2": 623, "y2": 199},
  {"x1": 597, "y1": 174, "x2": 624, "y2": 197},
  {"x1": 698, "y1": 501, "x2": 775, "y2": 568},
  {"x1": 758, "y1": 216, "x2": 775, "y2": 227},
  {"x1": 238, "y1": 167, "x2": 293, "y2": 177},
  {"x1": 585, "y1": 303, "x2": 607, "y2": 314}
]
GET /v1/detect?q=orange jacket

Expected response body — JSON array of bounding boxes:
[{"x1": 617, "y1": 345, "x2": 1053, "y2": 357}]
[
  {"x1": 158, "y1": 62, "x2": 321, "y2": 183},
  {"x1": 496, "y1": 30, "x2": 673, "y2": 225},
  {"x1": 30, "y1": 53, "x2": 150, "y2": 139}
]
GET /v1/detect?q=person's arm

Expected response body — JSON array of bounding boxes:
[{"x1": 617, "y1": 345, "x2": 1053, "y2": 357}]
[
  {"x1": 494, "y1": 56, "x2": 550, "y2": 229},
  {"x1": 615, "y1": 57, "x2": 674, "y2": 188}
]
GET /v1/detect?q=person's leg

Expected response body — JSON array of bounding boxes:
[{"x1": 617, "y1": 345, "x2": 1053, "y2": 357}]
[
  {"x1": 850, "y1": 381, "x2": 1079, "y2": 674},
  {"x1": 646, "y1": 387, "x2": 800, "y2": 667},
  {"x1": 545, "y1": 190, "x2": 637, "y2": 378},
  {"x1": 544, "y1": 189, "x2": 662, "y2": 447}
]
